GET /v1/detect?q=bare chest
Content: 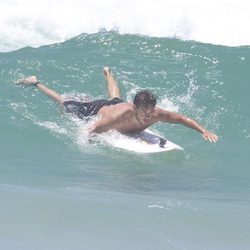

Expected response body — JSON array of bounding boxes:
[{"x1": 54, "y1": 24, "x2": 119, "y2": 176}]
[{"x1": 114, "y1": 116, "x2": 155, "y2": 133}]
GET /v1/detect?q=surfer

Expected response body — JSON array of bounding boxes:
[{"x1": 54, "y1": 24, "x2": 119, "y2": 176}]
[{"x1": 16, "y1": 67, "x2": 218, "y2": 142}]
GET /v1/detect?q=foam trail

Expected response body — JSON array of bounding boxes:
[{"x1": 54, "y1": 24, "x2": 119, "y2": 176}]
[{"x1": 1, "y1": 0, "x2": 250, "y2": 52}]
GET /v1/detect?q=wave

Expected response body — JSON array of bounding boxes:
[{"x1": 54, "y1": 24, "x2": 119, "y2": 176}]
[{"x1": 1, "y1": 0, "x2": 250, "y2": 52}]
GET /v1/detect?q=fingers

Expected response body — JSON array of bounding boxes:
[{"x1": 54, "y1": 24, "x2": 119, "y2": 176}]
[{"x1": 202, "y1": 132, "x2": 219, "y2": 142}]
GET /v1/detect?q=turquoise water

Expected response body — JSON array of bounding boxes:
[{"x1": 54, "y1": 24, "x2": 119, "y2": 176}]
[{"x1": 1, "y1": 32, "x2": 250, "y2": 249}]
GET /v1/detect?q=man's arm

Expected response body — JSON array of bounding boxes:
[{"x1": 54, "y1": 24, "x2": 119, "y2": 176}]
[{"x1": 157, "y1": 108, "x2": 219, "y2": 142}]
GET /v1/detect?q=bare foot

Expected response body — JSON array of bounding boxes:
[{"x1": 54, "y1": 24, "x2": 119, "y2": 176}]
[
  {"x1": 15, "y1": 76, "x2": 38, "y2": 86},
  {"x1": 103, "y1": 67, "x2": 112, "y2": 77}
]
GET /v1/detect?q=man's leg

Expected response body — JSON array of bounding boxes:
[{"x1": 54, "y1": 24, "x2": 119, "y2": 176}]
[
  {"x1": 103, "y1": 67, "x2": 121, "y2": 99},
  {"x1": 16, "y1": 76, "x2": 64, "y2": 105}
]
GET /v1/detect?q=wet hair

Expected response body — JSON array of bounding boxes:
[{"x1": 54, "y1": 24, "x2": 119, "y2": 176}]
[{"x1": 133, "y1": 90, "x2": 157, "y2": 108}]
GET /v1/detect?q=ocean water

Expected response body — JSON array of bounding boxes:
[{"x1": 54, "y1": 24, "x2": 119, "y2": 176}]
[{"x1": 1, "y1": 1, "x2": 250, "y2": 250}]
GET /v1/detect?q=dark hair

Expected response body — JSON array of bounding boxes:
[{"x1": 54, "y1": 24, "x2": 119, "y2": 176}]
[{"x1": 133, "y1": 90, "x2": 157, "y2": 108}]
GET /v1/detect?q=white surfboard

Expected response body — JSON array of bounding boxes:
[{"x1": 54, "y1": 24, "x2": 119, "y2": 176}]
[{"x1": 100, "y1": 130, "x2": 183, "y2": 153}]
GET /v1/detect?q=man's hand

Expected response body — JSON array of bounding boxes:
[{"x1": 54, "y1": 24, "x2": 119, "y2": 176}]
[{"x1": 202, "y1": 130, "x2": 219, "y2": 142}]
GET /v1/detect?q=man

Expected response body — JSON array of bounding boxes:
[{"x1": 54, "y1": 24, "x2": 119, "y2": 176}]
[{"x1": 16, "y1": 67, "x2": 218, "y2": 142}]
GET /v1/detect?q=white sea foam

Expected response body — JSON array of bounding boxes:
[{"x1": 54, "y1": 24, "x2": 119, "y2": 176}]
[
  {"x1": 35, "y1": 121, "x2": 68, "y2": 135},
  {"x1": 0, "y1": 0, "x2": 250, "y2": 52}
]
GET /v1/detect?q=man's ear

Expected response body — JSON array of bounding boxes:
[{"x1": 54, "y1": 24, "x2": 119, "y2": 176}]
[{"x1": 133, "y1": 104, "x2": 136, "y2": 110}]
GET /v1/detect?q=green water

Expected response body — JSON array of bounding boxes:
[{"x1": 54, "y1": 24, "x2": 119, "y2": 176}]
[{"x1": 1, "y1": 32, "x2": 250, "y2": 249}]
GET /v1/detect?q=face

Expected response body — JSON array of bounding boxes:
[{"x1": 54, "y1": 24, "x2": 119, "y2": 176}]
[{"x1": 134, "y1": 105, "x2": 155, "y2": 126}]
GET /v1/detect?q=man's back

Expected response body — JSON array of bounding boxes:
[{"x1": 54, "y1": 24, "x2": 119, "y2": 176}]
[{"x1": 95, "y1": 102, "x2": 156, "y2": 133}]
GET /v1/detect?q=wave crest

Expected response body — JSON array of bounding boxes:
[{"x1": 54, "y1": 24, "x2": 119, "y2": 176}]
[{"x1": 1, "y1": 0, "x2": 250, "y2": 52}]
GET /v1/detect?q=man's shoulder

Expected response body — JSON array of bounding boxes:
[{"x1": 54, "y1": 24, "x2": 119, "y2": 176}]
[
  {"x1": 153, "y1": 106, "x2": 172, "y2": 121},
  {"x1": 120, "y1": 102, "x2": 133, "y2": 109},
  {"x1": 154, "y1": 106, "x2": 172, "y2": 114},
  {"x1": 100, "y1": 102, "x2": 133, "y2": 117},
  {"x1": 108, "y1": 101, "x2": 132, "y2": 110},
  {"x1": 114, "y1": 102, "x2": 134, "y2": 115},
  {"x1": 153, "y1": 106, "x2": 165, "y2": 116}
]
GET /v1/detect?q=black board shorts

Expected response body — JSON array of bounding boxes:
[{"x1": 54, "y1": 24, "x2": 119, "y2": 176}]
[{"x1": 63, "y1": 97, "x2": 123, "y2": 119}]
